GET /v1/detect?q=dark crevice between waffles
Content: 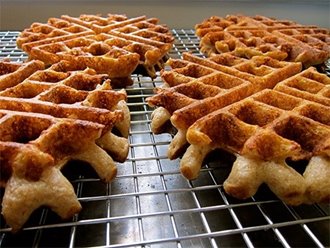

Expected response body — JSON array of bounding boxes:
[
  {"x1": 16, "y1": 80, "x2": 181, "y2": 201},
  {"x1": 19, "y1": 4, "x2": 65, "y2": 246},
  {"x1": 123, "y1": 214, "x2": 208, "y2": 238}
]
[
  {"x1": 61, "y1": 160, "x2": 99, "y2": 181},
  {"x1": 108, "y1": 55, "x2": 169, "y2": 87},
  {"x1": 285, "y1": 158, "x2": 309, "y2": 175},
  {"x1": 153, "y1": 118, "x2": 177, "y2": 136},
  {"x1": 109, "y1": 76, "x2": 133, "y2": 88},
  {"x1": 134, "y1": 54, "x2": 169, "y2": 78},
  {"x1": 205, "y1": 148, "x2": 237, "y2": 169},
  {"x1": 315, "y1": 58, "x2": 330, "y2": 76}
]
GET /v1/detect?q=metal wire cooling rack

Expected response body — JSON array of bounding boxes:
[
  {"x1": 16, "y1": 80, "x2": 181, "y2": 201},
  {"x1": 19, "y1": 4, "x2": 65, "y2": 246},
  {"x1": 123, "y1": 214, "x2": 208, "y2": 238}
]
[{"x1": 0, "y1": 30, "x2": 330, "y2": 248}]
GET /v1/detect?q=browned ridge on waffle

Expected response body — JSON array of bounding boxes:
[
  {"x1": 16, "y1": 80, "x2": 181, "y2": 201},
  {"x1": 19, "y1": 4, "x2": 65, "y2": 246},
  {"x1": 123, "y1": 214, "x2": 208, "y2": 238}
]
[
  {"x1": 17, "y1": 14, "x2": 175, "y2": 85},
  {"x1": 195, "y1": 14, "x2": 330, "y2": 67},
  {"x1": 0, "y1": 59, "x2": 131, "y2": 231},
  {"x1": 147, "y1": 52, "x2": 330, "y2": 205},
  {"x1": 0, "y1": 59, "x2": 44, "y2": 90}
]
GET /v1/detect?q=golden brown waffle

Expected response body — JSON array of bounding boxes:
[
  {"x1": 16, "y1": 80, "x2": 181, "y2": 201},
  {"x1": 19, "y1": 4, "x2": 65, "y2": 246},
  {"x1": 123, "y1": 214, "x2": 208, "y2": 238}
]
[
  {"x1": 0, "y1": 59, "x2": 130, "y2": 231},
  {"x1": 148, "y1": 53, "x2": 330, "y2": 205},
  {"x1": 17, "y1": 14, "x2": 174, "y2": 84},
  {"x1": 147, "y1": 52, "x2": 301, "y2": 159},
  {"x1": 196, "y1": 14, "x2": 330, "y2": 67},
  {"x1": 186, "y1": 67, "x2": 330, "y2": 205}
]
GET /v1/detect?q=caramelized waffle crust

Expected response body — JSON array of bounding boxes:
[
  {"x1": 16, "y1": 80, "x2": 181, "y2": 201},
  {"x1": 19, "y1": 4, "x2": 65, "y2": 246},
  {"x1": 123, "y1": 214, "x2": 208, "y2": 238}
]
[
  {"x1": 17, "y1": 14, "x2": 175, "y2": 85},
  {"x1": 195, "y1": 14, "x2": 330, "y2": 67},
  {"x1": 0, "y1": 59, "x2": 130, "y2": 232},
  {"x1": 147, "y1": 52, "x2": 330, "y2": 205}
]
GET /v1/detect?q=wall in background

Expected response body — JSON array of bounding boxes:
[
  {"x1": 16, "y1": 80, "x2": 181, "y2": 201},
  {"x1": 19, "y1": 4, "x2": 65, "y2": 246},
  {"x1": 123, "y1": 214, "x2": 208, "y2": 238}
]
[{"x1": 0, "y1": 0, "x2": 329, "y2": 30}]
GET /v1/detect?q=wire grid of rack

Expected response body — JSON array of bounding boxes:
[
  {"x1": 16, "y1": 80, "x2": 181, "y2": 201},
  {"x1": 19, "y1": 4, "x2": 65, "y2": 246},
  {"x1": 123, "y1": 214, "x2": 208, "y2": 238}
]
[{"x1": 0, "y1": 29, "x2": 330, "y2": 248}]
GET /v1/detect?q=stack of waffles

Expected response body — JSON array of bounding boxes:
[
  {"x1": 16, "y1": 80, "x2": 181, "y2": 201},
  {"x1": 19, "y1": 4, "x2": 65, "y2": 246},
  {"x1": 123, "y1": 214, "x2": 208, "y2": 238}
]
[
  {"x1": 0, "y1": 59, "x2": 131, "y2": 231},
  {"x1": 17, "y1": 14, "x2": 175, "y2": 86},
  {"x1": 195, "y1": 14, "x2": 330, "y2": 67},
  {"x1": 147, "y1": 50, "x2": 330, "y2": 205}
]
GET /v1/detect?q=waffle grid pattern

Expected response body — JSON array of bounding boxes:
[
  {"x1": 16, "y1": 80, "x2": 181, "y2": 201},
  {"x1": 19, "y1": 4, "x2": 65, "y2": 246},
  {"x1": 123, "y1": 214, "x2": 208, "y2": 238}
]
[
  {"x1": 196, "y1": 15, "x2": 330, "y2": 68},
  {"x1": 16, "y1": 15, "x2": 175, "y2": 83},
  {"x1": 0, "y1": 30, "x2": 329, "y2": 248}
]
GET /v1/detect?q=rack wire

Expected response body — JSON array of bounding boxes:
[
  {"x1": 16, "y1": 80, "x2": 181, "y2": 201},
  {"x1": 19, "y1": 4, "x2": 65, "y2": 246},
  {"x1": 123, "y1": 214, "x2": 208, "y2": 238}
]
[{"x1": 0, "y1": 30, "x2": 329, "y2": 248}]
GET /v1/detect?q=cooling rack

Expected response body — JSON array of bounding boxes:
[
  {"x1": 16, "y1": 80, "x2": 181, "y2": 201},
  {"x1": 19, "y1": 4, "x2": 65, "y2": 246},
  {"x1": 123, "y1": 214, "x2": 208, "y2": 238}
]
[{"x1": 0, "y1": 30, "x2": 329, "y2": 248}]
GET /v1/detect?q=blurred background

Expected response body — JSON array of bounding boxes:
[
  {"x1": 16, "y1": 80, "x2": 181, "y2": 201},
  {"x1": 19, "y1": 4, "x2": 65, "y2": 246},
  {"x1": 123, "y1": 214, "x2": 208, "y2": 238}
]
[{"x1": 0, "y1": 0, "x2": 329, "y2": 30}]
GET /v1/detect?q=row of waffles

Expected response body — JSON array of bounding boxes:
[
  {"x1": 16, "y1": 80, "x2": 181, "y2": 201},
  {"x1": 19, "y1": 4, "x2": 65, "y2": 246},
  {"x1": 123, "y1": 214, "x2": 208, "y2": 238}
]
[
  {"x1": 0, "y1": 13, "x2": 174, "y2": 232},
  {"x1": 147, "y1": 15, "x2": 330, "y2": 206},
  {"x1": 1, "y1": 13, "x2": 329, "y2": 232}
]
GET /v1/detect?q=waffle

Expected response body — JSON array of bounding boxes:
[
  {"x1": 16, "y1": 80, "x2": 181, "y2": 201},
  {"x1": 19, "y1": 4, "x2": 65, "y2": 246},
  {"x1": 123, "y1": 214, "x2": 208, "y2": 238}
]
[
  {"x1": 195, "y1": 14, "x2": 330, "y2": 67},
  {"x1": 147, "y1": 52, "x2": 301, "y2": 159},
  {"x1": 17, "y1": 14, "x2": 174, "y2": 84},
  {"x1": 0, "y1": 60, "x2": 130, "y2": 231},
  {"x1": 186, "y1": 67, "x2": 330, "y2": 205},
  {"x1": 147, "y1": 53, "x2": 330, "y2": 205}
]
